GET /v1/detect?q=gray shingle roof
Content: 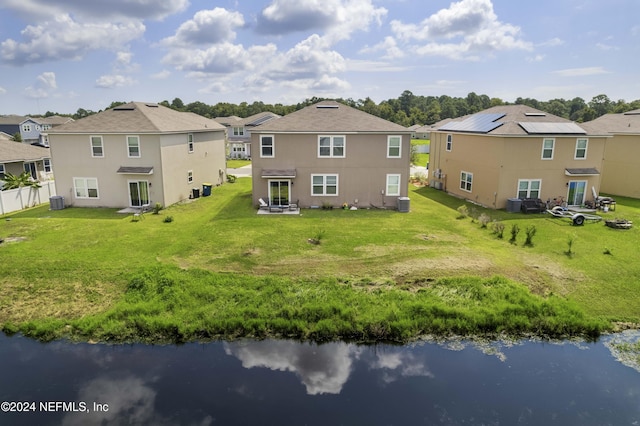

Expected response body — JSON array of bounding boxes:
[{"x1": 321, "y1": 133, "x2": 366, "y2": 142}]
[
  {"x1": 49, "y1": 102, "x2": 225, "y2": 134},
  {"x1": 0, "y1": 139, "x2": 50, "y2": 163},
  {"x1": 580, "y1": 110, "x2": 640, "y2": 135},
  {"x1": 434, "y1": 105, "x2": 590, "y2": 136},
  {"x1": 253, "y1": 100, "x2": 410, "y2": 133}
]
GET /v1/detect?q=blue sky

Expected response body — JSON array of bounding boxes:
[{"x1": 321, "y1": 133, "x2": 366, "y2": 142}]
[{"x1": 0, "y1": 0, "x2": 638, "y2": 115}]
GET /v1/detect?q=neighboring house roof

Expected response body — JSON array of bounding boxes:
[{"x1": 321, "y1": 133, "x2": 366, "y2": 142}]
[
  {"x1": 0, "y1": 131, "x2": 12, "y2": 140},
  {"x1": 41, "y1": 115, "x2": 74, "y2": 126},
  {"x1": 435, "y1": 105, "x2": 591, "y2": 136},
  {"x1": 0, "y1": 115, "x2": 28, "y2": 125},
  {"x1": 407, "y1": 124, "x2": 422, "y2": 131},
  {"x1": 0, "y1": 139, "x2": 50, "y2": 163},
  {"x1": 213, "y1": 116, "x2": 242, "y2": 126},
  {"x1": 253, "y1": 100, "x2": 410, "y2": 133},
  {"x1": 49, "y1": 102, "x2": 225, "y2": 134},
  {"x1": 237, "y1": 111, "x2": 280, "y2": 127},
  {"x1": 580, "y1": 109, "x2": 640, "y2": 135}
]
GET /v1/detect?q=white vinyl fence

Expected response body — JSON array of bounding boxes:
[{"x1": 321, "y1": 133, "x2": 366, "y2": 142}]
[{"x1": 0, "y1": 181, "x2": 56, "y2": 215}]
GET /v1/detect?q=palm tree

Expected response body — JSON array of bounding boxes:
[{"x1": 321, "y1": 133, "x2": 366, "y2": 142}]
[{"x1": 1, "y1": 172, "x2": 41, "y2": 190}]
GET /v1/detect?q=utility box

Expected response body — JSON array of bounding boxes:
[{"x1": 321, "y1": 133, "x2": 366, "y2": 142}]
[
  {"x1": 49, "y1": 196, "x2": 65, "y2": 210},
  {"x1": 192, "y1": 188, "x2": 200, "y2": 199},
  {"x1": 397, "y1": 197, "x2": 410, "y2": 213},
  {"x1": 507, "y1": 198, "x2": 522, "y2": 213}
]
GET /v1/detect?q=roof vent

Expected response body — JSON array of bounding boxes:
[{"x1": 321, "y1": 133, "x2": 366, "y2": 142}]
[
  {"x1": 524, "y1": 112, "x2": 546, "y2": 116},
  {"x1": 145, "y1": 103, "x2": 159, "y2": 108},
  {"x1": 113, "y1": 107, "x2": 135, "y2": 111},
  {"x1": 316, "y1": 104, "x2": 339, "y2": 109}
]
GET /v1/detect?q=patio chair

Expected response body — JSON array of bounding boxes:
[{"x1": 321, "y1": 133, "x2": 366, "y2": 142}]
[{"x1": 258, "y1": 198, "x2": 269, "y2": 211}]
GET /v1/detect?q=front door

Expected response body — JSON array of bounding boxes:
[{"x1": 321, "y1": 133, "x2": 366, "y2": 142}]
[
  {"x1": 567, "y1": 181, "x2": 586, "y2": 206},
  {"x1": 129, "y1": 180, "x2": 150, "y2": 207},
  {"x1": 269, "y1": 180, "x2": 290, "y2": 206}
]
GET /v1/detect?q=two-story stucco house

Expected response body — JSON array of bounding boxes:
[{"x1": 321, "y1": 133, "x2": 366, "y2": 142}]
[
  {"x1": 429, "y1": 105, "x2": 609, "y2": 210},
  {"x1": 215, "y1": 111, "x2": 280, "y2": 159},
  {"x1": 48, "y1": 102, "x2": 226, "y2": 209},
  {"x1": 250, "y1": 100, "x2": 412, "y2": 209},
  {"x1": 581, "y1": 109, "x2": 640, "y2": 199}
]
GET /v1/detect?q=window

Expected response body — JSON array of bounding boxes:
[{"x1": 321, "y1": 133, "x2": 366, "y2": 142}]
[
  {"x1": 43, "y1": 135, "x2": 49, "y2": 147},
  {"x1": 233, "y1": 126, "x2": 245, "y2": 136},
  {"x1": 127, "y1": 136, "x2": 140, "y2": 158},
  {"x1": 517, "y1": 179, "x2": 541, "y2": 199},
  {"x1": 541, "y1": 138, "x2": 554, "y2": 159},
  {"x1": 91, "y1": 136, "x2": 104, "y2": 157},
  {"x1": 260, "y1": 135, "x2": 274, "y2": 158},
  {"x1": 22, "y1": 124, "x2": 31, "y2": 132},
  {"x1": 318, "y1": 135, "x2": 345, "y2": 158},
  {"x1": 188, "y1": 170, "x2": 193, "y2": 184},
  {"x1": 386, "y1": 174, "x2": 401, "y2": 196},
  {"x1": 311, "y1": 174, "x2": 338, "y2": 196},
  {"x1": 44, "y1": 158, "x2": 52, "y2": 173},
  {"x1": 460, "y1": 171, "x2": 473, "y2": 192},
  {"x1": 188, "y1": 134, "x2": 194, "y2": 153},
  {"x1": 446, "y1": 134, "x2": 453, "y2": 152},
  {"x1": 575, "y1": 138, "x2": 588, "y2": 159},
  {"x1": 0, "y1": 163, "x2": 5, "y2": 179},
  {"x1": 74, "y1": 177, "x2": 99, "y2": 199},
  {"x1": 387, "y1": 136, "x2": 402, "y2": 158}
]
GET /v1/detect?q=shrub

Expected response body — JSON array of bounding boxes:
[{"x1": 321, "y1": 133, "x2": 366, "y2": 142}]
[
  {"x1": 491, "y1": 221, "x2": 505, "y2": 239},
  {"x1": 152, "y1": 202, "x2": 163, "y2": 215},
  {"x1": 456, "y1": 205, "x2": 469, "y2": 219},
  {"x1": 163, "y1": 216, "x2": 174, "y2": 223},
  {"x1": 524, "y1": 225, "x2": 537, "y2": 246},
  {"x1": 565, "y1": 236, "x2": 575, "y2": 257},
  {"x1": 226, "y1": 174, "x2": 237, "y2": 183},
  {"x1": 509, "y1": 224, "x2": 520, "y2": 244},
  {"x1": 478, "y1": 213, "x2": 491, "y2": 228}
]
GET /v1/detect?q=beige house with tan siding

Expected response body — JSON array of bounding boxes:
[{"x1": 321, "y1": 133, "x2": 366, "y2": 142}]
[
  {"x1": 581, "y1": 110, "x2": 640, "y2": 199},
  {"x1": 430, "y1": 105, "x2": 608, "y2": 210},
  {"x1": 48, "y1": 102, "x2": 226, "y2": 208},
  {"x1": 251, "y1": 101, "x2": 412, "y2": 209}
]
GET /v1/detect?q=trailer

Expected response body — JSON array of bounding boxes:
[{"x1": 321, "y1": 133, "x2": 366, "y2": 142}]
[{"x1": 545, "y1": 206, "x2": 602, "y2": 226}]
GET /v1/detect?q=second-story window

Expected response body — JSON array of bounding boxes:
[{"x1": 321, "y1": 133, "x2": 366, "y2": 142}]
[
  {"x1": 387, "y1": 136, "x2": 402, "y2": 158},
  {"x1": 91, "y1": 136, "x2": 104, "y2": 157},
  {"x1": 22, "y1": 124, "x2": 31, "y2": 132},
  {"x1": 542, "y1": 138, "x2": 554, "y2": 159},
  {"x1": 233, "y1": 126, "x2": 245, "y2": 136},
  {"x1": 260, "y1": 135, "x2": 274, "y2": 158},
  {"x1": 318, "y1": 135, "x2": 345, "y2": 158},
  {"x1": 127, "y1": 136, "x2": 140, "y2": 158},
  {"x1": 575, "y1": 138, "x2": 588, "y2": 159},
  {"x1": 188, "y1": 134, "x2": 194, "y2": 153}
]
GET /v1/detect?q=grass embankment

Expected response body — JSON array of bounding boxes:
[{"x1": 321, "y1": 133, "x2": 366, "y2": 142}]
[{"x1": 1, "y1": 178, "x2": 638, "y2": 343}]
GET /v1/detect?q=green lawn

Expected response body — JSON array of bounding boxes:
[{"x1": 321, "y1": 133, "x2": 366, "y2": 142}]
[
  {"x1": 1, "y1": 178, "x2": 638, "y2": 343},
  {"x1": 226, "y1": 159, "x2": 251, "y2": 169}
]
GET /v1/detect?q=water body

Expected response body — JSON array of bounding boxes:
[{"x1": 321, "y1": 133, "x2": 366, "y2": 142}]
[{"x1": 1, "y1": 332, "x2": 639, "y2": 425}]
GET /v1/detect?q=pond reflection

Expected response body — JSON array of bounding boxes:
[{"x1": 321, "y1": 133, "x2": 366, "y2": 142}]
[{"x1": 0, "y1": 333, "x2": 639, "y2": 425}]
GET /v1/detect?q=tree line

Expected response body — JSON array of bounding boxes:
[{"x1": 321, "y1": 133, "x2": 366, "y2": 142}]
[{"x1": 41, "y1": 91, "x2": 640, "y2": 127}]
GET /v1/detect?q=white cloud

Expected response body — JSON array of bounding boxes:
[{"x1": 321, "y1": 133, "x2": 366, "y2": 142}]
[
  {"x1": 552, "y1": 67, "x2": 611, "y2": 77},
  {"x1": 161, "y1": 8, "x2": 245, "y2": 47},
  {"x1": 359, "y1": 36, "x2": 405, "y2": 59},
  {"x1": 390, "y1": 0, "x2": 532, "y2": 60},
  {"x1": 256, "y1": 0, "x2": 387, "y2": 43},
  {"x1": 95, "y1": 74, "x2": 137, "y2": 88},
  {"x1": 2, "y1": 0, "x2": 187, "y2": 21},
  {"x1": 150, "y1": 70, "x2": 171, "y2": 80},
  {"x1": 596, "y1": 43, "x2": 620, "y2": 51},
  {"x1": 1, "y1": 14, "x2": 145, "y2": 65},
  {"x1": 0, "y1": 87, "x2": 6, "y2": 95},
  {"x1": 162, "y1": 42, "x2": 260, "y2": 74},
  {"x1": 538, "y1": 37, "x2": 564, "y2": 47},
  {"x1": 24, "y1": 71, "x2": 57, "y2": 98}
]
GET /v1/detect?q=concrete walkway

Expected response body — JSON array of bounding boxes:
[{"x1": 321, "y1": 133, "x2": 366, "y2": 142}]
[{"x1": 227, "y1": 164, "x2": 252, "y2": 178}]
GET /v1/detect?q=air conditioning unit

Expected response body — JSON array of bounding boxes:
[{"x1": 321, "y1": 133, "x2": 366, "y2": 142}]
[{"x1": 434, "y1": 168, "x2": 442, "y2": 178}]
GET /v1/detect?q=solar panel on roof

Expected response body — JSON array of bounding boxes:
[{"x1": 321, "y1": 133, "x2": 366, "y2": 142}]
[
  {"x1": 439, "y1": 113, "x2": 506, "y2": 133},
  {"x1": 250, "y1": 115, "x2": 274, "y2": 126},
  {"x1": 518, "y1": 122, "x2": 586, "y2": 134}
]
